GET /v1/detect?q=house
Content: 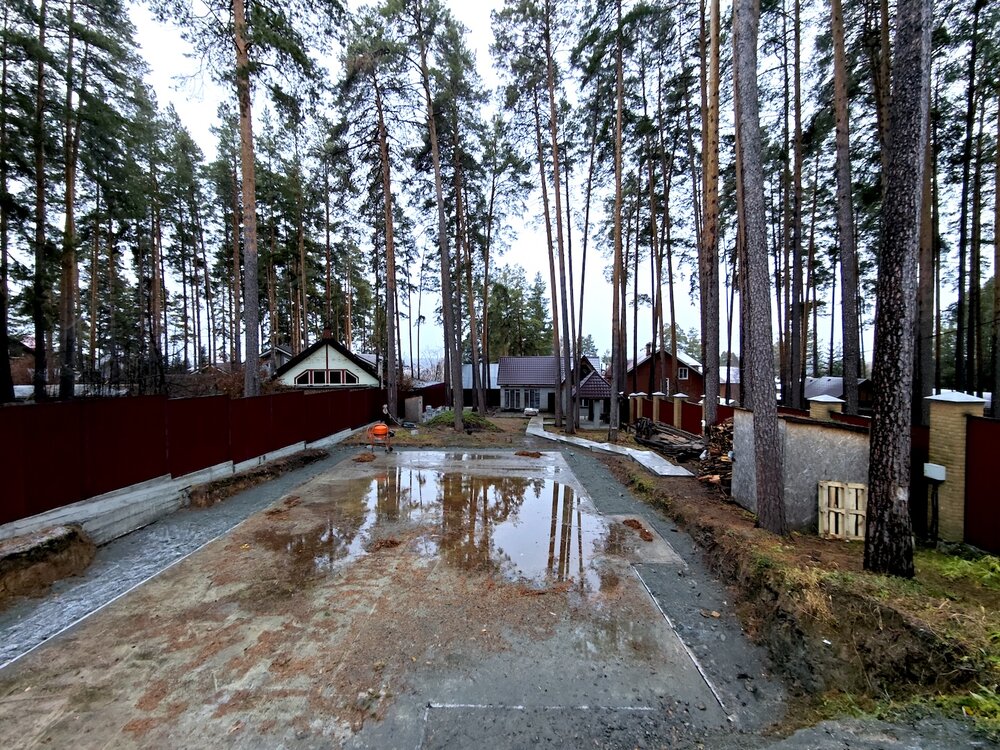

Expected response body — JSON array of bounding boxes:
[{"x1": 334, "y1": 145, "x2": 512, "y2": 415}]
[
  {"x1": 625, "y1": 346, "x2": 704, "y2": 399},
  {"x1": 575, "y1": 370, "x2": 613, "y2": 426},
  {"x1": 719, "y1": 366, "x2": 741, "y2": 404},
  {"x1": 804, "y1": 376, "x2": 873, "y2": 412},
  {"x1": 497, "y1": 355, "x2": 601, "y2": 413},
  {"x1": 273, "y1": 334, "x2": 380, "y2": 388},
  {"x1": 462, "y1": 363, "x2": 500, "y2": 408},
  {"x1": 260, "y1": 343, "x2": 293, "y2": 374}
]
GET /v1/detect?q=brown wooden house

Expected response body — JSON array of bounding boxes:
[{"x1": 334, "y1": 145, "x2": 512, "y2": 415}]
[{"x1": 625, "y1": 346, "x2": 705, "y2": 399}]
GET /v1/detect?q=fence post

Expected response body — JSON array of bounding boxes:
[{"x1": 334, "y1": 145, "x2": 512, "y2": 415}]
[
  {"x1": 808, "y1": 394, "x2": 844, "y2": 422},
  {"x1": 926, "y1": 392, "x2": 985, "y2": 542},
  {"x1": 652, "y1": 391, "x2": 665, "y2": 423},
  {"x1": 673, "y1": 393, "x2": 687, "y2": 430}
]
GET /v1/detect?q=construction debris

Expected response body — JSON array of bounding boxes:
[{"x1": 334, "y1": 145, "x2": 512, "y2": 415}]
[
  {"x1": 698, "y1": 419, "x2": 734, "y2": 495},
  {"x1": 632, "y1": 417, "x2": 703, "y2": 461}
]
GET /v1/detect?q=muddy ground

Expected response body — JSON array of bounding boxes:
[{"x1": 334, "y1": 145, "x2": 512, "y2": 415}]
[{"x1": 0, "y1": 420, "x2": 994, "y2": 748}]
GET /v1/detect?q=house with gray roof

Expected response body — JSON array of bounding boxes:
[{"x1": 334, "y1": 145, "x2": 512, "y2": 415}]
[{"x1": 496, "y1": 355, "x2": 602, "y2": 414}]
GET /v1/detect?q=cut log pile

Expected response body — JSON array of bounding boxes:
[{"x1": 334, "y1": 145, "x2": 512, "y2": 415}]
[
  {"x1": 633, "y1": 417, "x2": 703, "y2": 461},
  {"x1": 698, "y1": 418, "x2": 734, "y2": 494}
]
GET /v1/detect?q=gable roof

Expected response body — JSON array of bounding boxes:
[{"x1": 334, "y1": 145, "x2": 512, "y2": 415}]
[
  {"x1": 804, "y1": 376, "x2": 872, "y2": 400},
  {"x1": 273, "y1": 337, "x2": 380, "y2": 380},
  {"x1": 575, "y1": 370, "x2": 612, "y2": 399},
  {"x1": 625, "y1": 348, "x2": 702, "y2": 375},
  {"x1": 497, "y1": 355, "x2": 598, "y2": 387}
]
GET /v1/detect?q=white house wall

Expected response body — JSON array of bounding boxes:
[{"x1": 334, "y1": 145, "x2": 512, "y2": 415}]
[{"x1": 278, "y1": 345, "x2": 380, "y2": 387}]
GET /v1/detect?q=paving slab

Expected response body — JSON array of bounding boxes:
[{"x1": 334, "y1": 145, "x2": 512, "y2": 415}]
[{"x1": 526, "y1": 417, "x2": 693, "y2": 477}]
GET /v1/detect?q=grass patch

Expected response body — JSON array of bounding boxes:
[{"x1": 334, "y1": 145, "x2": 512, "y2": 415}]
[{"x1": 424, "y1": 410, "x2": 501, "y2": 431}]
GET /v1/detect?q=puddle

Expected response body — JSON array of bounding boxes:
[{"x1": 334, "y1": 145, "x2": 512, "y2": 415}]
[{"x1": 264, "y1": 465, "x2": 614, "y2": 592}]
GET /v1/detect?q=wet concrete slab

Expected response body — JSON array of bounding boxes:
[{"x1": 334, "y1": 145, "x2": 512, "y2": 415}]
[{"x1": 0, "y1": 450, "x2": 729, "y2": 748}]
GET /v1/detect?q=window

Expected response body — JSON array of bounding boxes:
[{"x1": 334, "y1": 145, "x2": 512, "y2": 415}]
[
  {"x1": 312, "y1": 370, "x2": 327, "y2": 385},
  {"x1": 504, "y1": 388, "x2": 521, "y2": 410},
  {"x1": 329, "y1": 370, "x2": 343, "y2": 384},
  {"x1": 677, "y1": 366, "x2": 689, "y2": 381},
  {"x1": 526, "y1": 389, "x2": 540, "y2": 409},
  {"x1": 295, "y1": 372, "x2": 310, "y2": 385},
  {"x1": 345, "y1": 371, "x2": 359, "y2": 384}
]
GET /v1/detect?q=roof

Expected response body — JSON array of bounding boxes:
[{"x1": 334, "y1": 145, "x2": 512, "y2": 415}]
[
  {"x1": 496, "y1": 356, "x2": 599, "y2": 387},
  {"x1": 273, "y1": 337, "x2": 380, "y2": 380},
  {"x1": 576, "y1": 371, "x2": 612, "y2": 399},
  {"x1": 462, "y1": 363, "x2": 500, "y2": 390},
  {"x1": 625, "y1": 348, "x2": 702, "y2": 375}
]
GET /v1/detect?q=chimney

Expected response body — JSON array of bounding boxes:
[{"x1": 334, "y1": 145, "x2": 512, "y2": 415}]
[
  {"x1": 645, "y1": 342, "x2": 652, "y2": 357},
  {"x1": 322, "y1": 325, "x2": 332, "y2": 340}
]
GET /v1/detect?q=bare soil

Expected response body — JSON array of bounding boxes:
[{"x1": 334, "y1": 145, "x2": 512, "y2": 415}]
[
  {"x1": 187, "y1": 448, "x2": 329, "y2": 508},
  {"x1": 605, "y1": 455, "x2": 1000, "y2": 733},
  {"x1": 0, "y1": 526, "x2": 95, "y2": 606}
]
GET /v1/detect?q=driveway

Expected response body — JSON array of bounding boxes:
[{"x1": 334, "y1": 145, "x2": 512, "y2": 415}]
[{"x1": 0, "y1": 449, "x2": 760, "y2": 748}]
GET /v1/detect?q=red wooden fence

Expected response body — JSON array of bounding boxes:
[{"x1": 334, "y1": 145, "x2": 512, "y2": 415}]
[
  {"x1": 965, "y1": 417, "x2": 1000, "y2": 554},
  {"x1": 0, "y1": 385, "x2": 439, "y2": 527}
]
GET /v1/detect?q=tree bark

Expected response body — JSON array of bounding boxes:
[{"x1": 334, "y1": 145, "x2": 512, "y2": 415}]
[
  {"x1": 0, "y1": 3, "x2": 14, "y2": 402},
  {"x1": 864, "y1": 0, "x2": 931, "y2": 578},
  {"x1": 788, "y1": 0, "x2": 804, "y2": 410},
  {"x1": 914, "y1": 103, "x2": 934, "y2": 426},
  {"x1": 413, "y1": 3, "x2": 462, "y2": 429},
  {"x1": 700, "y1": 0, "x2": 721, "y2": 428},
  {"x1": 831, "y1": 0, "x2": 861, "y2": 413},
  {"x1": 233, "y1": 0, "x2": 260, "y2": 397},
  {"x1": 609, "y1": 0, "x2": 624, "y2": 442},
  {"x1": 734, "y1": 0, "x2": 786, "y2": 535},
  {"x1": 544, "y1": 0, "x2": 573, "y2": 433},
  {"x1": 992, "y1": 101, "x2": 1000, "y2": 418},
  {"x1": 33, "y1": 0, "x2": 49, "y2": 401}
]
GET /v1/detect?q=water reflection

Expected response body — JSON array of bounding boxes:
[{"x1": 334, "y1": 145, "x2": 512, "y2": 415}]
[{"x1": 264, "y1": 465, "x2": 609, "y2": 590}]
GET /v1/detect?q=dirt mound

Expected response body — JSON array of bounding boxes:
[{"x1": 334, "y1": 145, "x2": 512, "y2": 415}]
[{"x1": 0, "y1": 525, "x2": 96, "y2": 606}]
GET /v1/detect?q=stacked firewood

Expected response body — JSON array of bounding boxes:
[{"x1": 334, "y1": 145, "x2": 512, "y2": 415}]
[{"x1": 698, "y1": 418, "x2": 734, "y2": 494}]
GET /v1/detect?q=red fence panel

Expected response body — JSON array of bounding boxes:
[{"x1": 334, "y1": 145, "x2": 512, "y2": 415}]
[
  {"x1": 0, "y1": 406, "x2": 29, "y2": 525},
  {"x1": 81, "y1": 396, "x2": 169, "y2": 498},
  {"x1": 965, "y1": 417, "x2": 1000, "y2": 553},
  {"x1": 416, "y1": 383, "x2": 448, "y2": 409},
  {"x1": 20, "y1": 401, "x2": 87, "y2": 516},
  {"x1": 717, "y1": 404, "x2": 735, "y2": 423},
  {"x1": 777, "y1": 406, "x2": 810, "y2": 417},
  {"x1": 658, "y1": 401, "x2": 674, "y2": 425},
  {"x1": 269, "y1": 391, "x2": 307, "y2": 451},
  {"x1": 167, "y1": 396, "x2": 231, "y2": 477},
  {"x1": 229, "y1": 396, "x2": 274, "y2": 463},
  {"x1": 681, "y1": 401, "x2": 703, "y2": 435}
]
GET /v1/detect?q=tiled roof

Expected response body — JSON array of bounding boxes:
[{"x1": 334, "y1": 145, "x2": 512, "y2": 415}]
[
  {"x1": 626, "y1": 348, "x2": 702, "y2": 375},
  {"x1": 576, "y1": 371, "x2": 612, "y2": 399},
  {"x1": 497, "y1": 356, "x2": 560, "y2": 386}
]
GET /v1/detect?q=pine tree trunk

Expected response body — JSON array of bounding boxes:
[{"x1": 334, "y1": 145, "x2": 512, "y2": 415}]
[
  {"x1": 914, "y1": 113, "x2": 934, "y2": 426},
  {"x1": 544, "y1": 0, "x2": 574, "y2": 433},
  {"x1": 788, "y1": 0, "x2": 804, "y2": 410},
  {"x1": 230, "y1": 161, "x2": 242, "y2": 365},
  {"x1": 831, "y1": 0, "x2": 861, "y2": 413},
  {"x1": 864, "y1": 0, "x2": 931, "y2": 578},
  {"x1": 609, "y1": 0, "x2": 624, "y2": 442},
  {"x1": 700, "y1": 0, "x2": 721, "y2": 428},
  {"x1": 59, "y1": 0, "x2": 79, "y2": 399},
  {"x1": 954, "y1": 0, "x2": 981, "y2": 393},
  {"x1": 734, "y1": 0, "x2": 786, "y2": 535},
  {"x1": 233, "y1": 0, "x2": 260, "y2": 397},
  {"x1": 374, "y1": 74, "x2": 398, "y2": 419},
  {"x1": 0, "y1": 4, "x2": 13, "y2": 403},
  {"x1": 532, "y1": 87, "x2": 563, "y2": 428},
  {"x1": 992, "y1": 102, "x2": 1000, "y2": 418},
  {"x1": 33, "y1": 0, "x2": 49, "y2": 401},
  {"x1": 969, "y1": 107, "x2": 986, "y2": 395},
  {"x1": 414, "y1": 7, "x2": 461, "y2": 429}
]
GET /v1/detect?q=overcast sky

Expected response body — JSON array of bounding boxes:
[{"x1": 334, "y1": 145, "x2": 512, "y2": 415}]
[{"x1": 128, "y1": 1, "x2": 704, "y2": 367}]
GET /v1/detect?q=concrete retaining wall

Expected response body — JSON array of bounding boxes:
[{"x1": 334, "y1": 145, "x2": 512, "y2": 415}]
[{"x1": 732, "y1": 409, "x2": 869, "y2": 530}]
